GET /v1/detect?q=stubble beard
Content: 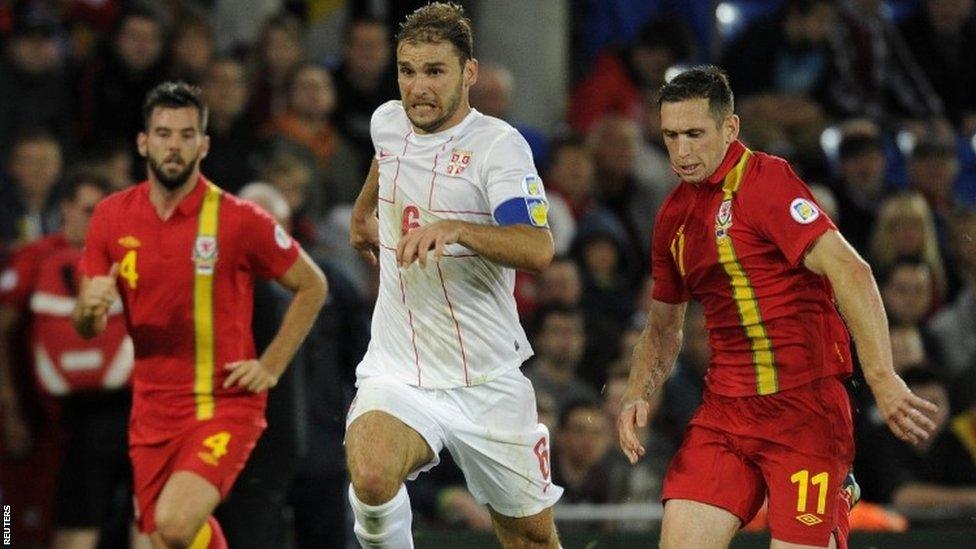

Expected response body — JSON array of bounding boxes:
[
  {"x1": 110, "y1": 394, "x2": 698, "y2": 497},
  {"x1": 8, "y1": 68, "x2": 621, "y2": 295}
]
[
  {"x1": 409, "y1": 79, "x2": 463, "y2": 134},
  {"x1": 147, "y1": 153, "x2": 199, "y2": 191}
]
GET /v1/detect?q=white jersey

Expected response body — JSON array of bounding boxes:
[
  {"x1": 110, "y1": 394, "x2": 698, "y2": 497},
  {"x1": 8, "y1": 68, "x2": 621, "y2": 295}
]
[{"x1": 358, "y1": 100, "x2": 548, "y2": 389}]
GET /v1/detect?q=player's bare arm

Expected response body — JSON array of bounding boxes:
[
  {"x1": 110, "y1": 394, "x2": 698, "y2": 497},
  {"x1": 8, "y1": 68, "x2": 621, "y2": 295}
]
[
  {"x1": 224, "y1": 249, "x2": 327, "y2": 393},
  {"x1": 617, "y1": 299, "x2": 687, "y2": 465},
  {"x1": 72, "y1": 262, "x2": 120, "y2": 339},
  {"x1": 804, "y1": 229, "x2": 939, "y2": 445},
  {"x1": 397, "y1": 221, "x2": 554, "y2": 274},
  {"x1": 349, "y1": 158, "x2": 380, "y2": 265}
]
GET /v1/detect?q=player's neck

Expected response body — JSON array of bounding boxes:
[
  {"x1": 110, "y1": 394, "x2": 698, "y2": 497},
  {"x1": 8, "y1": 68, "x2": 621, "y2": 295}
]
[{"x1": 148, "y1": 173, "x2": 200, "y2": 220}]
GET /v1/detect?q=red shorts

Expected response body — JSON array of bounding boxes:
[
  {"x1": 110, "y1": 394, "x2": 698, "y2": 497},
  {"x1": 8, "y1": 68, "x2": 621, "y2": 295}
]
[
  {"x1": 130, "y1": 414, "x2": 264, "y2": 533},
  {"x1": 662, "y1": 376, "x2": 854, "y2": 546}
]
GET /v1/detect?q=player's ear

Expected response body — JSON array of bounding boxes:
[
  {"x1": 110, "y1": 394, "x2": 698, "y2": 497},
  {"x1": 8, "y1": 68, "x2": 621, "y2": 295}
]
[
  {"x1": 201, "y1": 134, "x2": 211, "y2": 159},
  {"x1": 465, "y1": 57, "x2": 478, "y2": 88},
  {"x1": 136, "y1": 132, "x2": 148, "y2": 158},
  {"x1": 725, "y1": 114, "x2": 740, "y2": 144}
]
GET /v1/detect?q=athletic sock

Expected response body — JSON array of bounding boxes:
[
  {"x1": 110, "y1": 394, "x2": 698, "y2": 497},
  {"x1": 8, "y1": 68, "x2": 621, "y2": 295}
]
[
  {"x1": 188, "y1": 516, "x2": 227, "y2": 549},
  {"x1": 348, "y1": 483, "x2": 415, "y2": 548}
]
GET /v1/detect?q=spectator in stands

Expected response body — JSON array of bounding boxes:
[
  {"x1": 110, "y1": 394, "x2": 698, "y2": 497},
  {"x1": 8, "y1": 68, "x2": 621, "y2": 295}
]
[
  {"x1": 900, "y1": 0, "x2": 976, "y2": 132},
  {"x1": 929, "y1": 210, "x2": 976, "y2": 410},
  {"x1": 572, "y1": 210, "x2": 640, "y2": 324},
  {"x1": 855, "y1": 367, "x2": 976, "y2": 509},
  {"x1": 546, "y1": 135, "x2": 596, "y2": 222},
  {"x1": 1, "y1": 171, "x2": 131, "y2": 549},
  {"x1": 588, "y1": 116, "x2": 660, "y2": 280},
  {"x1": 0, "y1": 11, "x2": 72, "y2": 158},
  {"x1": 80, "y1": 139, "x2": 135, "y2": 191},
  {"x1": 908, "y1": 137, "x2": 961, "y2": 240},
  {"x1": 869, "y1": 192, "x2": 948, "y2": 303},
  {"x1": 830, "y1": 127, "x2": 888, "y2": 252},
  {"x1": 264, "y1": 62, "x2": 361, "y2": 216},
  {"x1": 201, "y1": 56, "x2": 262, "y2": 194},
  {"x1": 525, "y1": 305, "x2": 600, "y2": 411},
  {"x1": 470, "y1": 63, "x2": 549, "y2": 167},
  {"x1": 0, "y1": 130, "x2": 64, "y2": 250},
  {"x1": 826, "y1": 0, "x2": 945, "y2": 125},
  {"x1": 167, "y1": 11, "x2": 214, "y2": 85},
  {"x1": 77, "y1": 5, "x2": 168, "y2": 149},
  {"x1": 552, "y1": 398, "x2": 612, "y2": 505},
  {"x1": 635, "y1": 94, "x2": 678, "y2": 197},
  {"x1": 721, "y1": 0, "x2": 836, "y2": 166},
  {"x1": 568, "y1": 15, "x2": 693, "y2": 133},
  {"x1": 657, "y1": 302, "x2": 709, "y2": 447},
  {"x1": 877, "y1": 258, "x2": 945, "y2": 375},
  {"x1": 331, "y1": 16, "x2": 397, "y2": 173},
  {"x1": 261, "y1": 153, "x2": 319, "y2": 248},
  {"x1": 248, "y1": 12, "x2": 306, "y2": 125},
  {"x1": 535, "y1": 256, "x2": 584, "y2": 309}
]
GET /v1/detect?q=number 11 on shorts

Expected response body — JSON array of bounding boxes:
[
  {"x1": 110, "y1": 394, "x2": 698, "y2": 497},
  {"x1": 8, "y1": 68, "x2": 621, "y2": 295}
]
[{"x1": 790, "y1": 469, "x2": 829, "y2": 514}]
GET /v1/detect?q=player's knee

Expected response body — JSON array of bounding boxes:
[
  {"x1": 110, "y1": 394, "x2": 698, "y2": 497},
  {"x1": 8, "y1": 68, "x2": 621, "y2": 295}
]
[
  {"x1": 349, "y1": 466, "x2": 401, "y2": 506},
  {"x1": 501, "y1": 521, "x2": 555, "y2": 548},
  {"x1": 154, "y1": 511, "x2": 200, "y2": 548}
]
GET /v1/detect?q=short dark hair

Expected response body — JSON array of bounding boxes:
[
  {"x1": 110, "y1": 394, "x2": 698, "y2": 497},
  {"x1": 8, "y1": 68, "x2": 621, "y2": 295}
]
[
  {"x1": 547, "y1": 133, "x2": 588, "y2": 164},
  {"x1": 657, "y1": 65, "x2": 734, "y2": 121},
  {"x1": 61, "y1": 168, "x2": 112, "y2": 202},
  {"x1": 838, "y1": 132, "x2": 883, "y2": 161},
  {"x1": 344, "y1": 15, "x2": 387, "y2": 43},
  {"x1": 142, "y1": 81, "x2": 208, "y2": 131},
  {"x1": 396, "y1": 2, "x2": 473, "y2": 64}
]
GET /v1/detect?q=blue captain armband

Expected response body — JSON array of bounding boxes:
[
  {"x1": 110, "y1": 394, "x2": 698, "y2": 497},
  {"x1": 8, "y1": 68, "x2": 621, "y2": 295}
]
[{"x1": 493, "y1": 197, "x2": 550, "y2": 228}]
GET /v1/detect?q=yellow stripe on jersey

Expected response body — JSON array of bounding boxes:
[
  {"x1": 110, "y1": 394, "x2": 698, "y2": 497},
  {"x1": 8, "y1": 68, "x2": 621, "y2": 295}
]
[
  {"x1": 715, "y1": 149, "x2": 778, "y2": 395},
  {"x1": 194, "y1": 184, "x2": 221, "y2": 420}
]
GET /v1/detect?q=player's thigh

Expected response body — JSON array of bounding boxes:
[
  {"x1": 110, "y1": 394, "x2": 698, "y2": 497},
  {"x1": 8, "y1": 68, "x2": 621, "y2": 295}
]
[
  {"x1": 153, "y1": 470, "x2": 220, "y2": 536},
  {"x1": 52, "y1": 529, "x2": 99, "y2": 549},
  {"x1": 770, "y1": 537, "x2": 837, "y2": 549},
  {"x1": 346, "y1": 410, "x2": 434, "y2": 485},
  {"x1": 488, "y1": 506, "x2": 558, "y2": 548},
  {"x1": 443, "y1": 370, "x2": 560, "y2": 518},
  {"x1": 661, "y1": 499, "x2": 740, "y2": 549}
]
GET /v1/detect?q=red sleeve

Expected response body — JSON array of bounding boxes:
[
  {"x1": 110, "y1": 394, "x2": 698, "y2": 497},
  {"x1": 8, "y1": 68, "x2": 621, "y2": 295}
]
[
  {"x1": 747, "y1": 158, "x2": 836, "y2": 267},
  {"x1": 0, "y1": 244, "x2": 42, "y2": 309},
  {"x1": 241, "y1": 202, "x2": 300, "y2": 279},
  {"x1": 650, "y1": 200, "x2": 689, "y2": 304},
  {"x1": 79, "y1": 201, "x2": 113, "y2": 277}
]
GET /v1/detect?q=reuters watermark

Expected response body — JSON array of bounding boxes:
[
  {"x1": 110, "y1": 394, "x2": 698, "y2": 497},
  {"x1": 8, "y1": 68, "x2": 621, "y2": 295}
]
[{"x1": 3, "y1": 504, "x2": 11, "y2": 546}]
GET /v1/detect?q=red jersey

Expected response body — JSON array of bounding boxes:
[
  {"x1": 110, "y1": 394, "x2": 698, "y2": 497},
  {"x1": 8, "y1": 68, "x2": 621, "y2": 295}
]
[
  {"x1": 79, "y1": 177, "x2": 299, "y2": 440},
  {"x1": 0, "y1": 234, "x2": 131, "y2": 395},
  {"x1": 651, "y1": 141, "x2": 852, "y2": 396}
]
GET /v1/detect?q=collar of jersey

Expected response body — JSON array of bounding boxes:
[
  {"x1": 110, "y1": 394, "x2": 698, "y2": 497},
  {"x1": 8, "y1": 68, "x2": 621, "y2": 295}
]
[
  {"x1": 408, "y1": 107, "x2": 480, "y2": 144},
  {"x1": 139, "y1": 175, "x2": 209, "y2": 217},
  {"x1": 704, "y1": 139, "x2": 746, "y2": 186}
]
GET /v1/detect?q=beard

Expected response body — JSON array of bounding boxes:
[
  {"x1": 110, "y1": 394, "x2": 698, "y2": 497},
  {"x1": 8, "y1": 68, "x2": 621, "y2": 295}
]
[
  {"x1": 407, "y1": 80, "x2": 464, "y2": 134},
  {"x1": 147, "y1": 153, "x2": 199, "y2": 190}
]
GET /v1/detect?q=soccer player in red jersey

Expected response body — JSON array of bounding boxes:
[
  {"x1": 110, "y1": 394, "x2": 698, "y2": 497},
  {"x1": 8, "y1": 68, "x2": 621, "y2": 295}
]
[
  {"x1": 73, "y1": 82, "x2": 328, "y2": 549},
  {"x1": 617, "y1": 66, "x2": 939, "y2": 548}
]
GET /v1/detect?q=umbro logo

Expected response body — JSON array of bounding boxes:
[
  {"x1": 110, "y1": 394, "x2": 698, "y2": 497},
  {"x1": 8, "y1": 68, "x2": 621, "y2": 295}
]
[{"x1": 795, "y1": 513, "x2": 823, "y2": 526}]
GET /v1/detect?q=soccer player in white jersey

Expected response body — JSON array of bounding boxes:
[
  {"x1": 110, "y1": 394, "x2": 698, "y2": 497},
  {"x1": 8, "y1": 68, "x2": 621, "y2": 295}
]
[{"x1": 346, "y1": 3, "x2": 563, "y2": 548}]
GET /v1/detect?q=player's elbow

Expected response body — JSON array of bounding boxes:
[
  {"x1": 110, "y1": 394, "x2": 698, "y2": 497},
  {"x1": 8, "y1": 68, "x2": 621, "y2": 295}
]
[
  {"x1": 523, "y1": 230, "x2": 555, "y2": 274},
  {"x1": 306, "y1": 268, "x2": 329, "y2": 311}
]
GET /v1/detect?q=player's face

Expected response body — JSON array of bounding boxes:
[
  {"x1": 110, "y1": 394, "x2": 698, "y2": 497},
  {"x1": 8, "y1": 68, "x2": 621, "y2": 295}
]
[
  {"x1": 661, "y1": 98, "x2": 738, "y2": 183},
  {"x1": 138, "y1": 107, "x2": 209, "y2": 191},
  {"x1": 62, "y1": 184, "x2": 105, "y2": 245},
  {"x1": 397, "y1": 40, "x2": 477, "y2": 134}
]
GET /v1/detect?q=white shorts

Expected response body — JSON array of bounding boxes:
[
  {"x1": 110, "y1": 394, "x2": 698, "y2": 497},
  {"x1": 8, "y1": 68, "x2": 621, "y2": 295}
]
[{"x1": 346, "y1": 368, "x2": 563, "y2": 518}]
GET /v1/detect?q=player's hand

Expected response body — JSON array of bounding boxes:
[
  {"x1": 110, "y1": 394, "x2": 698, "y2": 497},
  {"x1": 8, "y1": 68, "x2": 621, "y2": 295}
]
[
  {"x1": 350, "y1": 213, "x2": 380, "y2": 266},
  {"x1": 397, "y1": 220, "x2": 462, "y2": 269},
  {"x1": 868, "y1": 373, "x2": 939, "y2": 445},
  {"x1": 2, "y1": 406, "x2": 32, "y2": 458},
  {"x1": 79, "y1": 262, "x2": 120, "y2": 319},
  {"x1": 617, "y1": 394, "x2": 652, "y2": 465},
  {"x1": 223, "y1": 360, "x2": 278, "y2": 393}
]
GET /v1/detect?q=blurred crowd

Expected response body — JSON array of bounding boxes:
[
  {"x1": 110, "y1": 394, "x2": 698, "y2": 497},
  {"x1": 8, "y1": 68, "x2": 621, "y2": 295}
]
[{"x1": 1, "y1": 0, "x2": 976, "y2": 546}]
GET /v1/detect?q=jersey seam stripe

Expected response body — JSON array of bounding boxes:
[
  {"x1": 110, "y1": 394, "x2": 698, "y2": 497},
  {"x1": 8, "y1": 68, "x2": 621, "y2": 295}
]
[
  {"x1": 398, "y1": 270, "x2": 422, "y2": 386},
  {"x1": 436, "y1": 262, "x2": 469, "y2": 386},
  {"x1": 379, "y1": 129, "x2": 412, "y2": 204},
  {"x1": 427, "y1": 138, "x2": 455, "y2": 210},
  {"x1": 716, "y1": 150, "x2": 778, "y2": 395}
]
